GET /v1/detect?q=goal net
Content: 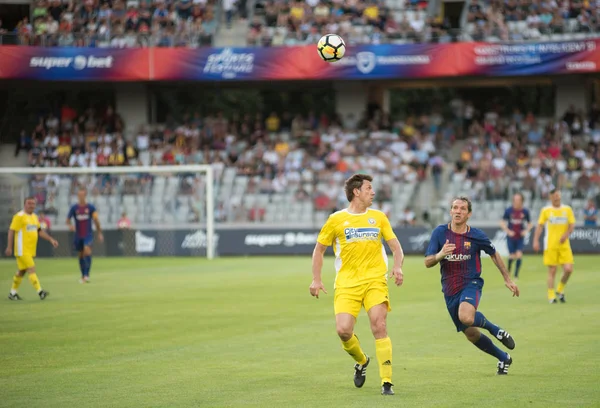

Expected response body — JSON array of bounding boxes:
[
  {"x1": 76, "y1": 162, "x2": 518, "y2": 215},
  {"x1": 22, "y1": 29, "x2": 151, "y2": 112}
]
[{"x1": 0, "y1": 165, "x2": 215, "y2": 259}]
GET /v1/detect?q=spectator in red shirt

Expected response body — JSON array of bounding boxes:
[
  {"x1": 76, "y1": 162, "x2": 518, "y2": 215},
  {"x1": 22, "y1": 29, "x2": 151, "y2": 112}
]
[
  {"x1": 117, "y1": 213, "x2": 132, "y2": 229},
  {"x1": 547, "y1": 141, "x2": 561, "y2": 159},
  {"x1": 162, "y1": 145, "x2": 176, "y2": 164},
  {"x1": 61, "y1": 104, "x2": 77, "y2": 123}
]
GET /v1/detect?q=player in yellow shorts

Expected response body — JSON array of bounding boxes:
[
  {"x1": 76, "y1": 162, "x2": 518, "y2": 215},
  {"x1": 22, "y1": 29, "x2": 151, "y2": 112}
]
[
  {"x1": 532, "y1": 189, "x2": 575, "y2": 304},
  {"x1": 309, "y1": 173, "x2": 404, "y2": 396},
  {"x1": 5, "y1": 197, "x2": 59, "y2": 300}
]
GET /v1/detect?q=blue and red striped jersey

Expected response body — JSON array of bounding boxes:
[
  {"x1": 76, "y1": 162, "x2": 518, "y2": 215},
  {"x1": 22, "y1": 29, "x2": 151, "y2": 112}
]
[
  {"x1": 425, "y1": 224, "x2": 496, "y2": 296},
  {"x1": 502, "y1": 206, "x2": 531, "y2": 238},
  {"x1": 67, "y1": 203, "x2": 97, "y2": 238}
]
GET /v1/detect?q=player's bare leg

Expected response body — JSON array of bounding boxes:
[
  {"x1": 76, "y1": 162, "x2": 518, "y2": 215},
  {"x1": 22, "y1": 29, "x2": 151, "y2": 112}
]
[
  {"x1": 336, "y1": 313, "x2": 356, "y2": 342},
  {"x1": 8, "y1": 269, "x2": 26, "y2": 300},
  {"x1": 547, "y1": 266, "x2": 558, "y2": 303},
  {"x1": 458, "y1": 302, "x2": 476, "y2": 327},
  {"x1": 367, "y1": 303, "x2": 393, "y2": 395},
  {"x1": 336, "y1": 313, "x2": 370, "y2": 388},
  {"x1": 556, "y1": 264, "x2": 573, "y2": 303}
]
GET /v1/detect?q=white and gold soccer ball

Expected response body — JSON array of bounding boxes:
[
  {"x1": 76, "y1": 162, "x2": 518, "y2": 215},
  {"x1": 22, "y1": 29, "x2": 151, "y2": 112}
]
[{"x1": 317, "y1": 34, "x2": 346, "y2": 62}]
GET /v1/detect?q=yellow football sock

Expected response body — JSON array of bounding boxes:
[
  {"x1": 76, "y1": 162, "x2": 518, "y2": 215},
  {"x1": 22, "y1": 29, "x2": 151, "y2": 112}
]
[
  {"x1": 11, "y1": 275, "x2": 23, "y2": 293},
  {"x1": 557, "y1": 282, "x2": 565, "y2": 294},
  {"x1": 28, "y1": 274, "x2": 41, "y2": 293},
  {"x1": 341, "y1": 334, "x2": 367, "y2": 365},
  {"x1": 548, "y1": 288, "x2": 556, "y2": 300},
  {"x1": 375, "y1": 337, "x2": 392, "y2": 385}
]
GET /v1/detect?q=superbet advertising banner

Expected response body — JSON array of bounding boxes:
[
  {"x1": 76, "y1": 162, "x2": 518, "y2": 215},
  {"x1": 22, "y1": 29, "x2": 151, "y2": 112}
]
[
  {"x1": 1, "y1": 39, "x2": 599, "y2": 81},
  {"x1": 0, "y1": 46, "x2": 149, "y2": 80}
]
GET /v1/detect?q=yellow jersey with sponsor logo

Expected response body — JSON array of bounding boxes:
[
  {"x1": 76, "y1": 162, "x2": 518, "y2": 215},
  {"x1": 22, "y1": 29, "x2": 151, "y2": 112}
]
[
  {"x1": 317, "y1": 208, "x2": 396, "y2": 288},
  {"x1": 9, "y1": 211, "x2": 40, "y2": 257},
  {"x1": 537, "y1": 205, "x2": 576, "y2": 250}
]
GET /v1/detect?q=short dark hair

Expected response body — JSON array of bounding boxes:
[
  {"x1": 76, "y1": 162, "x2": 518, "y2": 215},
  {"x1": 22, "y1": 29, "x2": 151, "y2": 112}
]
[
  {"x1": 344, "y1": 173, "x2": 373, "y2": 202},
  {"x1": 451, "y1": 196, "x2": 472, "y2": 213},
  {"x1": 24, "y1": 196, "x2": 36, "y2": 204},
  {"x1": 549, "y1": 188, "x2": 559, "y2": 195}
]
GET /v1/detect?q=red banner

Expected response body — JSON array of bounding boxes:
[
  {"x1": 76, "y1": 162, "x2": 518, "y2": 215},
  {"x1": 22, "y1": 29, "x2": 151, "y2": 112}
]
[{"x1": 1, "y1": 40, "x2": 599, "y2": 81}]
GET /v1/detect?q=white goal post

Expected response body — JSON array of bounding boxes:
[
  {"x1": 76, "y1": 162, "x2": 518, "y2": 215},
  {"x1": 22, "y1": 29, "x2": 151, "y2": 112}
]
[{"x1": 0, "y1": 165, "x2": 215, "y2": 259}]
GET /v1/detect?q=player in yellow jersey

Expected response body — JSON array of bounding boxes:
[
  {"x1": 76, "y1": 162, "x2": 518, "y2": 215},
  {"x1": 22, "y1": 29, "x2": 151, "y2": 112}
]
[
  {"x1": 532, "y1": 189, "x2": 575, "y2": 304},
  {"x1": 309, "y1": 174, "x2": 404, "y2": 396},
  {"x1": 5, "y1": 197, "x2": 59, "y2": 300}
]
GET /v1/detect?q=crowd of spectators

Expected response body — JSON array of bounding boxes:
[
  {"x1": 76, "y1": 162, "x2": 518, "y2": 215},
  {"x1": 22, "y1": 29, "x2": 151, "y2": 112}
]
[
  {"x1": 5, "y1": 0, "x2": 218, "y2": 47},
  {"x1": 245, "y1": 0, "x2": 449, "y2": 46},
  {"x1": 246, "y1": 0, "x2": 600, "y2": 46},
  {"x1": 4, "y1": 0, "x2": 600, "y2": 49},
  {"x1": 13, "y1": 103, "x2": 447, "y2": 224},
  {"x1": 450, "y1": 102, "x2": 600, "y2": 206},
  {"x1": 10, "y1": 96, "x2": 600, "y2": 225},
  {"x1": 465, "y1": 0, "x2": 600, "y2": 41},
  {"x1": 0, "y1": 0, "x2": 455, "y2": 48},
  {"x1": 246, "y1": 0, "x2": 600, "y2": 45},
  {"x1": 2, "y1": 0, "x2": 600, "y2": 48}
]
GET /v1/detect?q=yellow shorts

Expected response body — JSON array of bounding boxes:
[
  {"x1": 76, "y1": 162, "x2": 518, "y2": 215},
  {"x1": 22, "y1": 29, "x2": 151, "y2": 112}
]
[
  {"x1": 16, "y1": 255, "x2": 35, "y2": 271},
  {"x1": 334, "y1": 279, "x2": 391, "y2": 318},
  {"x1": 543, "y1": 247, "x2": 574, "y2": 266}
]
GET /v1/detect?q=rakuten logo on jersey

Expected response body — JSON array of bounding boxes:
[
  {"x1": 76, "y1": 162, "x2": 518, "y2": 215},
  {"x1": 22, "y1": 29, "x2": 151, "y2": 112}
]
[
  {"x1": 444, "y1": 253, "x2": 472, "y2": 262},
  {"x1": 29, "y1": 55, "x2": 113, "y2": 70}
]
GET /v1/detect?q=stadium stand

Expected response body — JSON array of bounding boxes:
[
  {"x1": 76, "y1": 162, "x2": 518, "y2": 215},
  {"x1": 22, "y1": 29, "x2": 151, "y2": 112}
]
[
  {"x1": 444, "y1": 105, "x2": 600, "y2": 224},
  {"x1": 2, "y1": 0, "x2": 600, "y2": 47},
  {"x1": 10, "y1": 106, "x2": 434, "y2": 227},
  {"x1": 3, "y1": 85, "x2": 600, "y2": 228},
  {"x1": 462, "y1": 0, "x2": 600, "y2": 42},
  {"x1": 5, "y1": 92, "x2": 600, "y2": 229},
  {"x1": 247, "y1": 0, "x2": 432, "y2": 46},
  {"x1": 2, "y1": 0, "x2": 219, "y2": 47},
  {"x1": 243, "y1": 0, "x2": 600, "y2": 46}
]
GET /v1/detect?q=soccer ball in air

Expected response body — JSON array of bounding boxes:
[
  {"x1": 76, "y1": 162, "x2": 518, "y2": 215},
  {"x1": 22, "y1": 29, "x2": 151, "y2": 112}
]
[{"x1": 317, "y1": 34, "x2": 346, "y2": 62}]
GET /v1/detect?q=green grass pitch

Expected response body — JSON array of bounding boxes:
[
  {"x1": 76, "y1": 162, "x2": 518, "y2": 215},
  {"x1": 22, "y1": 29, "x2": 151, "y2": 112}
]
[{"x1": 0, "y1": 255, "x2": 599, "y2": 408}]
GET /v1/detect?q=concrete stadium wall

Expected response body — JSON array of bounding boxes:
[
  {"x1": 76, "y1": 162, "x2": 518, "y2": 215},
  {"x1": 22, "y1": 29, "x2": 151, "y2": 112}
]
[
  {"x1": 554, "y1": 77, "x2": 587, "y2": 115},
  {"x1": 115, "y1": 83, "x2": 149, "y2": 137}
]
